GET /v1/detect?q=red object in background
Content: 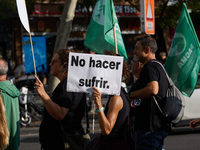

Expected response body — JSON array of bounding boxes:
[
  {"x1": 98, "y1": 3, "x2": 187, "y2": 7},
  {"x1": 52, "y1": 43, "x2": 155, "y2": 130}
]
[
  {"x1": 38, "y1": 21, "x2": 45, "y2": 31},
  {"x1": 128, "y1": 21, "x2": 140, "y2": 30},
  {"x1": 170, "y1": 27, "x2": 176, "y2": 45},
  {"x1": 34, "y1": 4, "x2": 41, "y2": 13}
]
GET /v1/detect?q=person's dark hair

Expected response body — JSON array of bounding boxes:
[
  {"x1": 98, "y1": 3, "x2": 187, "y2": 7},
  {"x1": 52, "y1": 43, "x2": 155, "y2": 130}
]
[
  {"x1": 0, "y1": 59, "x2": 8, "y2": 75},
  {"x1": 104, "y1": 50, "x2": 132, "y2": 84},
  {"x1": 56, "y1": 48, "x2": 74, "y2": 74},
  {"x1": 137, "y1": 35, "x2": 158, "y2": 54}
]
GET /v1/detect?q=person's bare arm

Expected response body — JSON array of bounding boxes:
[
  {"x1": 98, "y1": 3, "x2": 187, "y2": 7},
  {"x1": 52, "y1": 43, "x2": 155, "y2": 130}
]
[
  {"x1": 130, "y1": 81, "x2": 159, "y2": 99},
  {"x1": 190, "y1": 118, "x2": 200, "y2": 130},
  {"x1": 34, "y1": 76, "x2": 69, "y2": 120},
  {"x1": 92, "y1": 87, "x2": 123, "y2": 135}
]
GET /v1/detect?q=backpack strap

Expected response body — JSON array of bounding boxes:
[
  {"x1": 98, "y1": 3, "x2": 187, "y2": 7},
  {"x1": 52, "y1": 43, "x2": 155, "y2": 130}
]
[
  {"x1": 151, "y1": 60, "x2": 172, "y2": 86},
  {"x1": 152, "y1": 96, "x2": 163, "y2": 114},
  {"x1": 150, "y1": 60, "x2": 169, "y2": 114}
]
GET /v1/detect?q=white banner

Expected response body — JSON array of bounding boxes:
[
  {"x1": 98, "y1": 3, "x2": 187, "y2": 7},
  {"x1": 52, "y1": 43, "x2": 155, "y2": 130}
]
[
  {"x1": 16, "y1": 0, "x2": 30, "y2": 33},
  {"x1": 67, "y1": 53, "x2": 123, "y2": 95}
]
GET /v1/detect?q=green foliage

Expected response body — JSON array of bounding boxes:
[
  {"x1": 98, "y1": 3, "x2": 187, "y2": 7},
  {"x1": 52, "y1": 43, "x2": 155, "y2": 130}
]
[
  {"x1": 155, "y1": 0, "x2": 200, "y2": 29},
  {"x1": 156, "y1": 1, "x2": 183, "y2": 29},
  {"x1": 26, "y1": 0, "x2": 37, "y2": 16},
  {"x1": 115, "y1": 0, "x2": 200, "y2": 30},
  {"x1": 0, "y1": 0, "x2": 37, "y2": 19},
  {"x1": 0, "y1": 0, "x2": 17, "y2": 19}
]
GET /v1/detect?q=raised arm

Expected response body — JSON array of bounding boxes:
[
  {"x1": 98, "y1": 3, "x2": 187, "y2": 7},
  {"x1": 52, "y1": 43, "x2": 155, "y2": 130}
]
[
  {"x1": 92, "y1": 87, "x2": 123, "y2": 135},
  {"x1": 34, "y1": 76, "x2": 69, "y2": 120}
]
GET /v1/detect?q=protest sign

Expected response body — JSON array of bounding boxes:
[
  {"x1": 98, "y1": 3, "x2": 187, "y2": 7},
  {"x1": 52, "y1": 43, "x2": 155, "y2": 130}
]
[{"x1": 67, "y1": 53, "x2": 123, "y2": 95}]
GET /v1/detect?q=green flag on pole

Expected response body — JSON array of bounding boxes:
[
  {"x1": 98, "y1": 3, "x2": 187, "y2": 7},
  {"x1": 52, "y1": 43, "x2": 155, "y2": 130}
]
[
  {"x1": 165, "y1": 3, "x2": 200, "y2": 97},
  {"x1": 84, "y1": 0, "x2": 128, "y2": 61}
]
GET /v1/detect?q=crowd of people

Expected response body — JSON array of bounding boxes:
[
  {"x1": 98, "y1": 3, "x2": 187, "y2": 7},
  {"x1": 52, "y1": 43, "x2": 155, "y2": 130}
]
[{"x1": 1, "y1": 34, "x2": 200, "y2": 150}]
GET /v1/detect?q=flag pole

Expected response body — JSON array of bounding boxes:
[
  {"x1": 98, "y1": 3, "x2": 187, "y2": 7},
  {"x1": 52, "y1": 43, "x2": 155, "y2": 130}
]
[
  {"x1": 24, "y1": 0, "x2": 37, "y2": 77},
  {"x1": 93, "y1": 102, "x2": 95, "y2": 134},
  {"x1": 111, "y1": 0, "x2": 118, "y2": 54},
  {"x1": 29, "y1": 33, "x2": 37, "y2": 76},
  {"x1": 113, "y1": 27, "x2": 118, "y2": 54}
]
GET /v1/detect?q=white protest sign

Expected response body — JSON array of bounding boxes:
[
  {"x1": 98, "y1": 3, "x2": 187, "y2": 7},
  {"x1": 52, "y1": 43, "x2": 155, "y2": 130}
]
[{"x1": 67, "y1": 53, "x2": 123, "y2": 95}]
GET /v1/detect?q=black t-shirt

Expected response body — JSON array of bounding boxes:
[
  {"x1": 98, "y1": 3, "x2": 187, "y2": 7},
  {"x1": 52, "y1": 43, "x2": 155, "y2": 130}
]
[
  {"x1": 130, "y1": 60, "x2": 171, "y2": 131},
  {"x1": 39, "y1": 78, "x2": 86, "y2": 145}
]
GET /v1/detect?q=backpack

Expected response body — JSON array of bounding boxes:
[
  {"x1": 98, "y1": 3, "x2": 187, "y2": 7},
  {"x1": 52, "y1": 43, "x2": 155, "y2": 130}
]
[{"x1": 151, "y1": 60, "x2": 185, "y2": 124}]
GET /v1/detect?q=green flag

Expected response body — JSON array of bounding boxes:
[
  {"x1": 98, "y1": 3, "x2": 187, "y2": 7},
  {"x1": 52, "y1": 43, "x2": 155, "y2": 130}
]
[
  {"x1": 84, "y1": 0, "x2": 128, "y2": 61},
  {"x1": 165, "y1": 3, "x2": 200, "y2": 97}
]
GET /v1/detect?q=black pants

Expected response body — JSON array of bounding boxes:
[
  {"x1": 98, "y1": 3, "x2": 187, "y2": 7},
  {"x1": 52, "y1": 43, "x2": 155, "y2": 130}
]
[{"x1": 41, "y1": 139, "x2": 64, "y2": 150}]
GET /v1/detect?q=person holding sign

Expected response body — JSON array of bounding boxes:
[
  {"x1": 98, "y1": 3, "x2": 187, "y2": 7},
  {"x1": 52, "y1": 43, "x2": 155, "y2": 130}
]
[
  {"x1": 34, "y1": 49, "x2": 88, "y2": 150},
  {"x1": 91, "y1": 51, "x2": 131, "y2": 150}
]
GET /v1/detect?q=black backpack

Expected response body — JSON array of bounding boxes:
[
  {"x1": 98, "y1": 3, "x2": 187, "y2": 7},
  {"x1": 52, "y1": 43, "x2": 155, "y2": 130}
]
[{"x1": 151, "y1": 60, "x2": 185, "y2": 124}]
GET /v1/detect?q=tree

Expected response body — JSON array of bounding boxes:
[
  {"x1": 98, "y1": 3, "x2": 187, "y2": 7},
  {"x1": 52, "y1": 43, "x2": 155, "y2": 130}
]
[
  {"x1": 121, "y1": 0, "x2": 200, "y2": 56},
  {"x1": 0, "y1": 0, "x2": 78, "y2": 91},
  {"x1": 0, "y1": 0, "x2": 36, "y2": 19},
  {"x1": 48, "y1": 0, "x2": 78, "y2": 92}
]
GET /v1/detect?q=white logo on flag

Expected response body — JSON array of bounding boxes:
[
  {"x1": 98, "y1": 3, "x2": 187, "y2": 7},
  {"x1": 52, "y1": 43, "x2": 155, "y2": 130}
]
[
  {"x1": 92, "y1": 0, "x2": 105, "y2": 25},
  {"x1": 169, "y1": 32, "x2": 186, "y2": 57}
]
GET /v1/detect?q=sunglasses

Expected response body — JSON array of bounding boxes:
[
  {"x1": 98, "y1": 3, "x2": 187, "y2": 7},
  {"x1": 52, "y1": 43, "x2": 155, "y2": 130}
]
[{"x1": 50, "y1": 59, "x2": 59, "y2": 65}]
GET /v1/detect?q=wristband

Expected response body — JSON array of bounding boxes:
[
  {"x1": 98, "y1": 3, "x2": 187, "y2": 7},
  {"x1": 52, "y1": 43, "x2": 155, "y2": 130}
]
[{"x1": 95, "y1": 107, "x2": 104, "y2": 113}]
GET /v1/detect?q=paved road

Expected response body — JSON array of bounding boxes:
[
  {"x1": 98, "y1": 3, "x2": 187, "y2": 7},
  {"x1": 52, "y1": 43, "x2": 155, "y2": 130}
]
[
  {"x1": 164, "y1": 126, "x2": 200, "y2": 150},
  {"x1": 19, "y1": 95, "x2": 200, "y2": 150},
  {"x1": 19, "y1": 121, "x2": 101, "y2": 150},
  {"x1": 19, "y1": 124, "x2": 200, "y2": 150}
]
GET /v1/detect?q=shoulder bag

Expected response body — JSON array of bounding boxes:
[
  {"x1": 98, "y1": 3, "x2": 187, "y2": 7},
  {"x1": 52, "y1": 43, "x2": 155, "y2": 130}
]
[{"x1": 151, "y1": 60, "x2": 185, "y2": 124}]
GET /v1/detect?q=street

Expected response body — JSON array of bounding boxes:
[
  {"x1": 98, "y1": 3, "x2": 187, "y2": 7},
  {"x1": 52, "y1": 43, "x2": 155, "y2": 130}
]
[
  {"x1": 19, "y1": 95, "x2": 200, "y2": 150},
  {"x1": 164, "y1": 126, "x2": 200, "y2": 150},
  {"x1": 19, "y1": 122, "x2": 101, "y2": 150},
  {"x1": 19, "y1": 122, "x2": 200, "y2": 150}
]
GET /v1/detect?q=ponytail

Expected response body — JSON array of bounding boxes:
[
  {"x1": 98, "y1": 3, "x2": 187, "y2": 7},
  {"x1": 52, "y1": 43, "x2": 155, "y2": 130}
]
[{"x1": 0, "y1": 92, "x2": 9, "y2": 150}]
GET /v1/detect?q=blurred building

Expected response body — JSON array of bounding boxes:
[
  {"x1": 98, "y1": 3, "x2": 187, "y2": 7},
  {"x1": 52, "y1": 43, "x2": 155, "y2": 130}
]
[
  {"x1": 4, "y1": 2, "x2": 143, "y2": 76},
  {"x1": 0, "y1": 1, "x2": 186, "y2": 76}
]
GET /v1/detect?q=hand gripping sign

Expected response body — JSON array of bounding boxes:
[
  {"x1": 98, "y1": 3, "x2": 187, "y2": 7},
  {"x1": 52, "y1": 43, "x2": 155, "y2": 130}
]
[{"x1": 67, "y1": 53, "x2": 123, "y2": 95}]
